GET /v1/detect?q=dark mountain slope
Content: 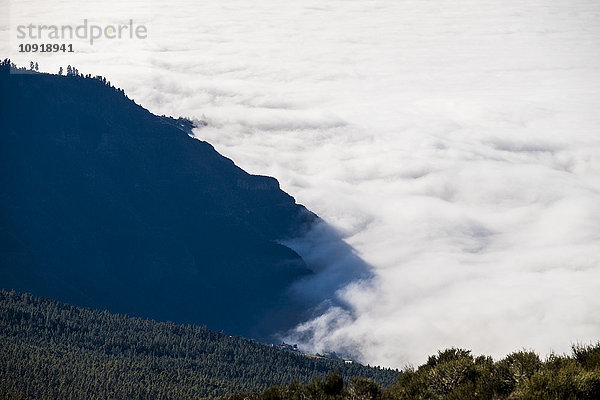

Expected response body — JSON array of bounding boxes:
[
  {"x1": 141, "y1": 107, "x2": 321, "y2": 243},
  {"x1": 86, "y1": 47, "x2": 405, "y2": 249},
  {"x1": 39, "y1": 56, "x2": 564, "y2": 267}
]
[
  {"x1": 0, "y1": 63, "x2": 317, "y2": 338},
  {"x1": 0, "y1": 290, "x2": 400, "y2": 398}
]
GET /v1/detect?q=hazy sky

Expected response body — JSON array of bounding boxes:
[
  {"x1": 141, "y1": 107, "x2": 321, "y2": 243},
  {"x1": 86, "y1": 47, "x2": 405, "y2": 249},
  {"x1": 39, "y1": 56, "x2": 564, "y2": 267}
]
[{"x1": 3, "y1": 0, "x2": 600, "y2": 368}]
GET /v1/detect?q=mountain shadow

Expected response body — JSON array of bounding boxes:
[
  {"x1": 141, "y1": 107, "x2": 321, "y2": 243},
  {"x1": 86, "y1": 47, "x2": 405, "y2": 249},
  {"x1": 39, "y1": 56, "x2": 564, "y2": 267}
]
[{"x1": 0, "y1": 61, "x2": 374, "y2": 340}]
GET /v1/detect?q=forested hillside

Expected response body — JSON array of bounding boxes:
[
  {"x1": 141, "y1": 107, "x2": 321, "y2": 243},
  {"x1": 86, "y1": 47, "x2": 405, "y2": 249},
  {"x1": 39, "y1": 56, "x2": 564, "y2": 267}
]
[
  {"x1": 0, "y1": 290, "x2": 399, "y2": 399},
  {"x1": 233, "y1": 345, "x2": 600, "y2": 400}
]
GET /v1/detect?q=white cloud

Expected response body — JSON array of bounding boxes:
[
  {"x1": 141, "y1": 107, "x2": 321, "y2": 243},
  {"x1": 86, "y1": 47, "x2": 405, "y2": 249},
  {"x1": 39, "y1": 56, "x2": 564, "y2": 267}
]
[{"x1": 5, "y1": 0, "x2": 600, "y2": 368}]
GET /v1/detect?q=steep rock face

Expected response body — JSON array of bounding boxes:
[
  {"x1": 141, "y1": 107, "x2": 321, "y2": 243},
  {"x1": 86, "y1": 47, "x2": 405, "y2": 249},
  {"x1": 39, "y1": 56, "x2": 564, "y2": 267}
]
[{"x1": 0, "y1": 66, "x2": 317, "y2": 338}]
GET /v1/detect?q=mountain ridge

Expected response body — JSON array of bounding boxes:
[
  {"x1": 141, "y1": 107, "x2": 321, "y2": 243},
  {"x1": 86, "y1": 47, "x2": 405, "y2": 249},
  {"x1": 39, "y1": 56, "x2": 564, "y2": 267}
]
[{"x1": 0, "y1": 60, "x2": 319, "y2": 339}]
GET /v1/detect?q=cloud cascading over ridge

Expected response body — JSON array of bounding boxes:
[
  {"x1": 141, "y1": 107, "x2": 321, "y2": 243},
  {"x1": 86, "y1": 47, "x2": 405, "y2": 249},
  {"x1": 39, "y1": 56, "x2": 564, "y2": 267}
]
[{"x1": 4, "y1": 0, "x2": 600, "y2": 368}]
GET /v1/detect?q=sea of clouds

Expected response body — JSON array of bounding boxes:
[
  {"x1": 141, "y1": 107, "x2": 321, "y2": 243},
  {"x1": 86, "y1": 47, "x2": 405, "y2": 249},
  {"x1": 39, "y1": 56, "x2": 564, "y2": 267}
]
[{"x1": 3, "y1": 0, "x2": 600, "y2": 368}]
